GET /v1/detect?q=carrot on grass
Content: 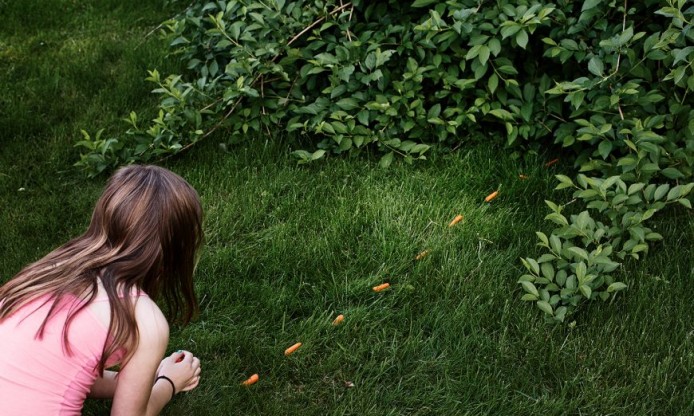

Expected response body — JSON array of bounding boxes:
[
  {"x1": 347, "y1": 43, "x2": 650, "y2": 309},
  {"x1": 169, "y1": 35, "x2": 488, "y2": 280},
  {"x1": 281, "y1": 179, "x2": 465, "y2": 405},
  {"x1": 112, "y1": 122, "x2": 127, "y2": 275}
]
[
  {"x1": 332, "y1": 314, "x2": 345, "y2": 326},
  {"x1": 484, "y1": 191, "x2": 499, "y2": 202},
  {"x1": 241, "y1": 374, "x2": 259, "y2": 386},
  {"x1": 372, "y1": 283, "x2": 390, "y2": 292},
  {"x1": 448, "y1": 214, "x2": 464, "y2": 227},
  {"x1": 415, "y1": 249, "x2": 430, "y2": 260},
  {"x1": 284, "y1": 342, "x2": 302, "y2": 356},
  {"x1": 545, "y1": 158, "x2": 559, "y2": 168}
]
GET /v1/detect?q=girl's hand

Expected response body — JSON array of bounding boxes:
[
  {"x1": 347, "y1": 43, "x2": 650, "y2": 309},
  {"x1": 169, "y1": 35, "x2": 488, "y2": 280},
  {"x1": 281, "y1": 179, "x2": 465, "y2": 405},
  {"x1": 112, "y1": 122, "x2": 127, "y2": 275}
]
[{"x1": 157, "y1": 350, "x2": 201, "y2": 394}]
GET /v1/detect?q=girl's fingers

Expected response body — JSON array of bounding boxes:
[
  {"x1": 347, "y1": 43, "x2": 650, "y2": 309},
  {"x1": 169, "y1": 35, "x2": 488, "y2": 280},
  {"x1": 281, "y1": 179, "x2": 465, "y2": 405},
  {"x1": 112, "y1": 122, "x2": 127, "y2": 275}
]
[
  {"x1": 180, "y1": 350, "x2": 194, "y2": 363},
  {"x1": 171, "y1": 350, "x2": 194, "y2": 364},
  {"x1": 171, "y1": 351, "x2": 186, "y2": 363},
  {"x1": 180, "y1": 377, "x2": 200, "y2": 392}
]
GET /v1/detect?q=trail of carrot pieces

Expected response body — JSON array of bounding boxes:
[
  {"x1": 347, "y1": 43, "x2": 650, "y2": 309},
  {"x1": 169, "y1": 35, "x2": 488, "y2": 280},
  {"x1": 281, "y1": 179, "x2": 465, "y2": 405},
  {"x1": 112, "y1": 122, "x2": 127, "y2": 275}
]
[
  {"x1": 415, "y1": 249, "x2": 430, "y2": 260},
  {"x1": 448, "y1": 214, "x2": 463, "y2": 227},
  {"x1": 284, "y1": 342, "x2": 302, "y2": 356},
  {"x1": 519, "y1": 174, "x2": 528, "y2": 180},
  {"x1": 241, "y1": 374, "x2": 259, "y2": 386},
  {"x1": 545, "y1": 158, "x2": 559, "y2": 168},
  {"x1": 485, "y1": 191, "x2": 499, "y2": 202},
  {"x1": 332, "y1": 314, "x2": 344, "y2": 326},
  {"x1": 373, "y1": 283, "x2": 390, "y2": 292}
]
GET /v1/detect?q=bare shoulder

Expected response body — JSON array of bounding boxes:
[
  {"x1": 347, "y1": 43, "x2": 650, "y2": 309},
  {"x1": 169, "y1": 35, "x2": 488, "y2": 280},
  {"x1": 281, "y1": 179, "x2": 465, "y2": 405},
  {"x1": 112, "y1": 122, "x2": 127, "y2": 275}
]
[
  {"x1": 118, "y1": 295, "x2": 169, "y2": 368},
  {"x1": 133, "y1": 295, "x2": 169, "y2": 341}
]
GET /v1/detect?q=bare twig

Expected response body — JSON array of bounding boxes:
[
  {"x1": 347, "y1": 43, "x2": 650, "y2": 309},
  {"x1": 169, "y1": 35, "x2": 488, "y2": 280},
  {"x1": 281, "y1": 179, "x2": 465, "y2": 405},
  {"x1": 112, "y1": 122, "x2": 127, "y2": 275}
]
[
  {"x1": 614, "y1": 0, "x2": 627, "y2": 75},
  {"x1": 614, "y1": 0, "x2": 628, "y2": 121},
  {"x1": 260, "y1": 76, "x2": 283, "y2": 84},
  {"x1": 538, "y1": 120, "x2": 553, "y2": 133},
  {"x1": 451, "y1": 141, "x2": 464, "y2": 152},
  {"x1": 548, "y1": 113, "x2": 568, "y2": 123},
  {"x1": 201, "y1": 98, "x2": 223, "y2": 112},
  {"x1": 138, "y1": 1, "x2": 195, "y2": 48},
  {"x1": 602, "y1": 0, "x2": 628, "y2": 82},
  {"x1": 288, "y1": 2, "x2": 352, "y2": 46},
  {"x1": 284, "y1": 74, "x2": 300, "y2": 102},
  {"x1": 381, "y1": 141, "x2": 408, "y2": 158},
  {"x1": 345, "y1": 2, "x2": 354, "y2": 42},
  {"x1": 260, "y1": 74, "x2": 266, "y2": 115},
  {"x1": 202, "y1": 97, "x2": 244, "y2": 139},
  {"x1": 622, "y1": 0, "x2": 627, "y2": 32}
]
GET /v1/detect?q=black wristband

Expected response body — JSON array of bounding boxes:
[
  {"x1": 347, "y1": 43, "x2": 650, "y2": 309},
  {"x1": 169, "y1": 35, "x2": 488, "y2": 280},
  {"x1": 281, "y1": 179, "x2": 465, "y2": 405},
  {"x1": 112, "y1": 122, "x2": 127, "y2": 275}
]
[{"x1": 155, "y1": 375, "x2": 176, "y2": 401}]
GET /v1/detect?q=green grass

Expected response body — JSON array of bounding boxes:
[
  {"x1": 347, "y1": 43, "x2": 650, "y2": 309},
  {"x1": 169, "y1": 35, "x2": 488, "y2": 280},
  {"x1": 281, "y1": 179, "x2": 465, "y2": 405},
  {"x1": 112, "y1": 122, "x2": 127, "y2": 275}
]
[{"x1": 1, "y1": 1, "x2": 693, "y2": 415}]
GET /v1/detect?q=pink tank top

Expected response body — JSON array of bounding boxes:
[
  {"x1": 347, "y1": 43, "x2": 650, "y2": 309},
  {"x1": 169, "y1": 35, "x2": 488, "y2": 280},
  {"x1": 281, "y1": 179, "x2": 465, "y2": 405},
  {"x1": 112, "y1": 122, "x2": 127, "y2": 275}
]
[{"x1": 0, "y1": 292, "x2": 143, "y2": 415}]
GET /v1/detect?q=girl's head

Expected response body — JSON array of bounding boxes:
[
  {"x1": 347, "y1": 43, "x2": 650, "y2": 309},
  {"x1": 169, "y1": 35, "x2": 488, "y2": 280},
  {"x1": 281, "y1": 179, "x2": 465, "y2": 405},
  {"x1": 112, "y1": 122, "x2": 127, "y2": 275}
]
[
  {"x1": 88, "y1": 164, "x2": 203, "y2": 321},
  {"x1": 0, "y1": 165, "x2": 203, "y2": 371}
]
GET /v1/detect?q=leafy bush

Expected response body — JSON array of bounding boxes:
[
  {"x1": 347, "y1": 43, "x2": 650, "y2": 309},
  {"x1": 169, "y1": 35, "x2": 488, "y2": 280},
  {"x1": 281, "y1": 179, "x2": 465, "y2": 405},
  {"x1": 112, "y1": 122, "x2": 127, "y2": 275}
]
[
  {"x1": 75, "y1": 0, "x2": 561, "y2": 172},
  {"x1": 75, "y1": 0, "x2": 693, "y2": 322},
  {"x1": 515, "y1": 0, "x2": 694, "y2": 322}
]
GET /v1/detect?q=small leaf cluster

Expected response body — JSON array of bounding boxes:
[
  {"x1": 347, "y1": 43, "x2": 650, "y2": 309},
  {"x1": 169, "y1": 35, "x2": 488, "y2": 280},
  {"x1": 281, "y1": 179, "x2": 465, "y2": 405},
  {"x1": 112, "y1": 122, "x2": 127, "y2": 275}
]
[
  {"x1": 74, "y1": 71, "x2": 205, "y2": 176},
  {"x1": 520, "y1": 177, "x2": 692, "y2": 323}
]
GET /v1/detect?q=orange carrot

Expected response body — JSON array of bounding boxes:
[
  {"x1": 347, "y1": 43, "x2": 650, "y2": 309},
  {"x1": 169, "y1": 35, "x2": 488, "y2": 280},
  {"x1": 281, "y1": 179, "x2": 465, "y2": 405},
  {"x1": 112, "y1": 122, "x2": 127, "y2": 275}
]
[
  {"x1": 284, "y1": 342, "x2": 302, "y2": 356},
  {"x1": 242, "y1": 374, "x2": 259, "y2": 386},
  {"x1": 485, "y1": 191, "x2": 499, "y2": 202},
  {"x1": 519, "y1": 174, "x2": 528, "y2": 180},
  {"x1": 448, "y1": 214, "x2": 464, "y2": 227},
  {"x1": 545, "y1": 158, "x2": 559, "y2": 168},
  {"x1": 415, "y1": 249, "x2": 430, "y2": 260},
  {"x1": 332, "y1": 314, "x2": 345, "y2": 326},
  {"x1": 373, "y1": 283, "x2": 390, "y2": 292}
]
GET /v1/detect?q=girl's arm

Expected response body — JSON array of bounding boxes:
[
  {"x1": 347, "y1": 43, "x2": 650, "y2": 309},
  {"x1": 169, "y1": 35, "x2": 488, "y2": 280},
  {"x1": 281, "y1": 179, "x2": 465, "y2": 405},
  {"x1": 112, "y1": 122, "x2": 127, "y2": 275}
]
[
  {"x1": 90, "y1": 355, "x2": 200, "y2": 400},
  {"x1": 109, "y1": 296, "x2": 172, "y2": 416},
  {"x1": 102, "y1": 296, "x2": 201, "y2": 416},
  {"x1": 89, "y1": 370, "x2": 119, "y2": 399},
  {"x1": 106, "y1": 297, "x2": 188, "y2": 416}
]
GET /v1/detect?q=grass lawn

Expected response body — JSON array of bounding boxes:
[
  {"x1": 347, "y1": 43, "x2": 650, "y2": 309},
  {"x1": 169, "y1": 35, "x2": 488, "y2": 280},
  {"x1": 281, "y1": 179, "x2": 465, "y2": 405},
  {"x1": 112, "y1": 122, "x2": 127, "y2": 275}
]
[{"x1": 1, "y1": 1, "x2": 693, "y2": 415}]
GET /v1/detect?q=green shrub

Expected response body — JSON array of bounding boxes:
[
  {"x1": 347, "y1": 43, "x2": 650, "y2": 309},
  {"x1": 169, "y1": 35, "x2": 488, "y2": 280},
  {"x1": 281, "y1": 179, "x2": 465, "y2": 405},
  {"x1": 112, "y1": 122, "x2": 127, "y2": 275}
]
[
  {"x1": 516, "y1": 0, "x2": 694, "y2": 322},
  {"x1": 75, "y1": 0, "x2": 693, "y2": 322}
]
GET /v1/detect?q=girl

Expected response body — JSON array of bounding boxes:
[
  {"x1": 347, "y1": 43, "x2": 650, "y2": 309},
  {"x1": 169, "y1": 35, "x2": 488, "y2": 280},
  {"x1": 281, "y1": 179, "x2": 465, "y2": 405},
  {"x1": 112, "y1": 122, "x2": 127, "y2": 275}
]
[{"x1": 0, "y1": 165, "x2": 203, "y2": 415}]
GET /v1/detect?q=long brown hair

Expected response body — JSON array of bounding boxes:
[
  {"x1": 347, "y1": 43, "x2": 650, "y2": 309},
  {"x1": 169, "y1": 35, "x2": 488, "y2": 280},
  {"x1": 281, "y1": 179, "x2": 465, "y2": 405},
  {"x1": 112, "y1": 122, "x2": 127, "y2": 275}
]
[{"x1": 0, "y1": 165, "x2": 203, "y2": 373}]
